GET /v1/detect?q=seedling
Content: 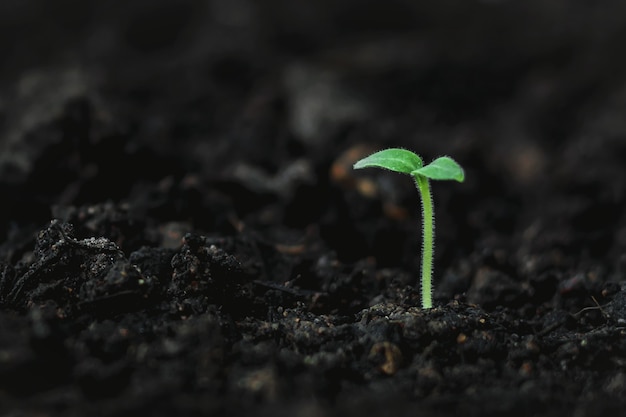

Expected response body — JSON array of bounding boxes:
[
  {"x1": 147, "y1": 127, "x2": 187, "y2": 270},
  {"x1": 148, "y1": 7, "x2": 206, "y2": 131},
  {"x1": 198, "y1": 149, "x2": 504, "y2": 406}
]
[{"x1": 353, "y1": 148, "x2": 464, "y2": 309}]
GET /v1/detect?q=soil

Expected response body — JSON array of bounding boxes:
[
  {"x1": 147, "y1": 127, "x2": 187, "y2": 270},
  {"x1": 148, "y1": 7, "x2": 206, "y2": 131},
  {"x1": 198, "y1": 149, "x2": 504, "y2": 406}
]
[{"x1": 2, "y1": 1, "x2": 626, "y2": 416}]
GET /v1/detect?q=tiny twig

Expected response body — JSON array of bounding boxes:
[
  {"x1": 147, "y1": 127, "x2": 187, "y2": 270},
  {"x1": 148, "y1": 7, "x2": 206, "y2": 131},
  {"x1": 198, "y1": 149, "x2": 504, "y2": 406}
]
[{"x1": 572, "y1": 296, "x2": 610, "y2": 320}]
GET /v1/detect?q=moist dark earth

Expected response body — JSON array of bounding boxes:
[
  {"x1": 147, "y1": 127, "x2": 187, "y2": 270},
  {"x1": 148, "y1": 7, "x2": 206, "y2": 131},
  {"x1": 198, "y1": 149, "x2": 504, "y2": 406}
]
[{"x1": 2, "y1": 1, "x2": 626, "y2": 416}]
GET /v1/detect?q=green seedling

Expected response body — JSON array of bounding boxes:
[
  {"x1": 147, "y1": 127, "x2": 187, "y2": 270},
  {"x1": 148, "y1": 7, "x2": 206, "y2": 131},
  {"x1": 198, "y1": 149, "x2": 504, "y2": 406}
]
[{"x1": 353, "y1": 148, "x2": 465, "y2": 309}]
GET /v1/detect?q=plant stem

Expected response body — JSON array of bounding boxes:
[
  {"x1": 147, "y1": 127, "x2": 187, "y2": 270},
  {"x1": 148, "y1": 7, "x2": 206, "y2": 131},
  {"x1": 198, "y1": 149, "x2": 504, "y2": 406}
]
[{"x1": 414, "y1": 174, "x2": 434, "y2": 309}]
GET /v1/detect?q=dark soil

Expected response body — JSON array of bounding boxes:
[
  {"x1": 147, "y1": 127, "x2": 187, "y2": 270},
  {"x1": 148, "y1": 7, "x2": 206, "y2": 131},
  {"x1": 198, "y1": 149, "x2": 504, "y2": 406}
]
[{"x1": 3, "y1": 1, "x2": 626, "y2": 416}]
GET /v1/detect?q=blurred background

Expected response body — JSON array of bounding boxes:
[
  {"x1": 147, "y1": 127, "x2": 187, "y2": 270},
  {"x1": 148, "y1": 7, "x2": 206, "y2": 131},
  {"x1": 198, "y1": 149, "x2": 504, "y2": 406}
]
[{"x1": 2, "y1": 0, "x2": 626, "y2": 273}]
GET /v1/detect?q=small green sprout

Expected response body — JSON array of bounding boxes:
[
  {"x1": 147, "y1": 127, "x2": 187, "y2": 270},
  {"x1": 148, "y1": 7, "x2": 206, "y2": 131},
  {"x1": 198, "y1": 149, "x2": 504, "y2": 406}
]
[{"x1": 353, "y1": 148, "x2": 465, "y2": 309}]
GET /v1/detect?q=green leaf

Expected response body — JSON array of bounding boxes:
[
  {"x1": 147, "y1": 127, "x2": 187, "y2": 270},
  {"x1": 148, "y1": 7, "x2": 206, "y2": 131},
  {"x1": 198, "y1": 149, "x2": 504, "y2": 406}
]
[
  {"x1": 413, "y1": 156, "x2": 465, "y2": 182},
  {"x1": 353, "y1": 148, "x2": 423, "y2": 174}
]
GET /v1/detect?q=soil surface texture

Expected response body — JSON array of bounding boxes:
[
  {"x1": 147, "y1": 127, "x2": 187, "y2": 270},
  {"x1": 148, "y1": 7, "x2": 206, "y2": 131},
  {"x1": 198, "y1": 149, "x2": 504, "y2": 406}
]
[{"x1": 2, "y1": 1, "x2": 626, "y2": 416}]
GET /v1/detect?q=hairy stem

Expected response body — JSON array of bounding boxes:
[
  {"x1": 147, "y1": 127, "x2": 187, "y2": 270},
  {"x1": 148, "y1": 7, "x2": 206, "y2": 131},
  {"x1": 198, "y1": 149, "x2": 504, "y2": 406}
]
[{"x1": 414, "y1": 175, "x2": 434, "y2": 309}]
